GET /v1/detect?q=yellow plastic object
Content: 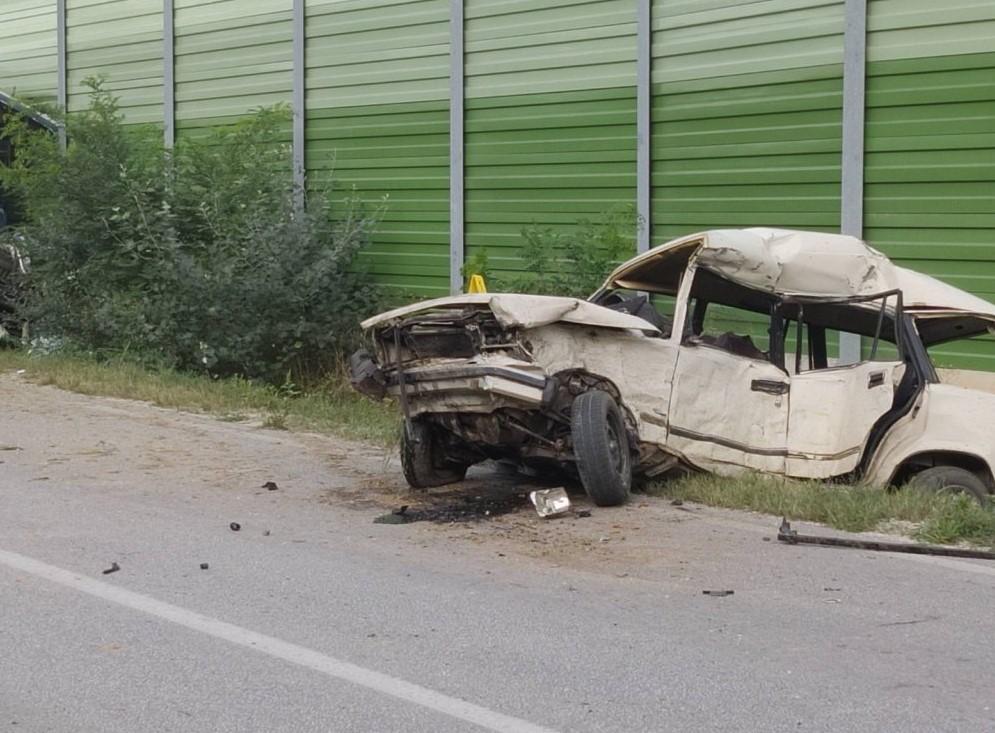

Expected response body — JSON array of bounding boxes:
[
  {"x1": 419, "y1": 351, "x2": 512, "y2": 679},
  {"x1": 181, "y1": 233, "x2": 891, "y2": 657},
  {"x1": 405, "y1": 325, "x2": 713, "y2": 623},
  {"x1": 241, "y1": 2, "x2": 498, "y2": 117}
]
[{"x1": 467, "y1": 274, "x2": 487, "y2": 293}]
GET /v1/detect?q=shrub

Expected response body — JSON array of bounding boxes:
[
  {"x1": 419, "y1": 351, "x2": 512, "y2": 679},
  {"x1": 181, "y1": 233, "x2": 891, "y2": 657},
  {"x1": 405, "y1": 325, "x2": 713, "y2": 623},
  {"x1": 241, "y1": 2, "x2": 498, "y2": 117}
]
[
  {"x1": 0, "y1": 80, "x2": 381, "y2": 384},
  {"x1": 463, "y1": 205, "x2": 640, "y2": 297}
]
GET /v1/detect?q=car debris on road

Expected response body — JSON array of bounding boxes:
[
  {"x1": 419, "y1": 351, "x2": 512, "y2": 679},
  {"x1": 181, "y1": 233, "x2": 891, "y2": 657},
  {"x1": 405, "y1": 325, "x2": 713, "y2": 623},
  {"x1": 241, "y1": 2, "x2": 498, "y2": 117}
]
[
  {"x1": 353, "y1": 228, "x2": 995, "y2": 507},
  {"x1": 777, "y1": 518, "x2": 995, "y2": 560},
  {"x1": 528, "y1": 487, "x2": 571, "y2": 518}
]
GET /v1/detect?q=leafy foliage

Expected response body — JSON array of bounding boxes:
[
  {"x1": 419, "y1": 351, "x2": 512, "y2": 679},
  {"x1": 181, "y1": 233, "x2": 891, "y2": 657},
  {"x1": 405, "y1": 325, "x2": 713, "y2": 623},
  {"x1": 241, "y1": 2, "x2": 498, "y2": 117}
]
[
  {"x1": 463, "y1": 205, "x2": 640, "y2": 297},
  {"x1": 0, "y1": 80, "x2": 381, "y2": 383}
]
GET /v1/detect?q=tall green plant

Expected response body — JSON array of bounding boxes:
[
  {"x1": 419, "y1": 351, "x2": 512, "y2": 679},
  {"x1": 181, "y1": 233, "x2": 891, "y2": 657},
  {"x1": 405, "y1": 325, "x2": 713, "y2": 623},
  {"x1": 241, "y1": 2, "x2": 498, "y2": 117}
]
[
  {"x1": 465, "y1": 205, "x2": 640, "y2": 297},
  {"x1": 0, "y1": 80, "x2": 382, "y2": 383}
]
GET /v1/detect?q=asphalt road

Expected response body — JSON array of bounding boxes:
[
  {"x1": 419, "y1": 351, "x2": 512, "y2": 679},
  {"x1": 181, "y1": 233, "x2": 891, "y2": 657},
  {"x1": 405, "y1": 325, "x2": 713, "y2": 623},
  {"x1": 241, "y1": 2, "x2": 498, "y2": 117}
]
[{"x1": 1, "y1": 376, "x2": 993, "y2": 732}]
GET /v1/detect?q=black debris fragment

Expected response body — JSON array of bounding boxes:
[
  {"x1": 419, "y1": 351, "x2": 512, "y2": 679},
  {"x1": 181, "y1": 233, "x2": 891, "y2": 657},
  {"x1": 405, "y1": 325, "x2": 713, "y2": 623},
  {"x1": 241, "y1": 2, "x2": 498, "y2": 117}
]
[
  {"x1": 262, "y1": 481, "x2": 279, "y2": 491},
  {"x1": 577, "y1": 510, "x2": 592, "y2": 518},
  {"x1": 102, "y1": 562, "x2": 120, "y2": 575},
  {"x1": 703, "y1": 590, "x2": 734, "y2": 597},
  {"x1": 229, "y1": 522, "x2": 241, "y2": 532},
  {"x1": 263, "y1": 530, "x2": 271, "y2": 536},
  {"x1": 670, "y1": 499, "x2": 684, "y2": 506},
  {"x1": 200, "y1": 563, "x2": 209, "y2": 570}
]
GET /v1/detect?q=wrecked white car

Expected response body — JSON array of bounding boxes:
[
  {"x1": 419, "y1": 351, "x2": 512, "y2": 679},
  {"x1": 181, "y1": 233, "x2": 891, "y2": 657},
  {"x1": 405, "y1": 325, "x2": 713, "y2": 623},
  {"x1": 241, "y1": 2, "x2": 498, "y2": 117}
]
[{"x1": 351, "y1": 228, "x2": 995, "y2": 506}]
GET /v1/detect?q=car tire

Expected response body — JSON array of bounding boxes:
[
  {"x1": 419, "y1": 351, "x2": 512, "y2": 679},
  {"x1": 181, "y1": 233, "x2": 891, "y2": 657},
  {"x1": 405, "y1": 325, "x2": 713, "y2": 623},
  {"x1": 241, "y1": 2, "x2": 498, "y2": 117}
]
[
  {"x1": 400, "y1": 419, "x2": 468, "y2": 490},
  {"x1": 908, "y1": 466, "x2": 989, "y2": 505},
  {"x1": 571, "y1": 390, "x2": 632, "y2": 507}
]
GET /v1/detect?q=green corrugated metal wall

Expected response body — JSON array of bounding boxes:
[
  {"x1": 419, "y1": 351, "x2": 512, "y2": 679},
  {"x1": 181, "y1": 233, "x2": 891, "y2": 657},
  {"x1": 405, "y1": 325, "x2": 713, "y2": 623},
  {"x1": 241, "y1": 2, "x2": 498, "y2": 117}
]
[
  {"x1": 864, "y1": 0, "x2": 995, "y2": 370},
  {"x1": 0, "y1": 1, "x2": 58, "y2": 104},
  {"x1": 306, "y1": 0, "x2": 451, "y2": 297},
  {"x1": 651, "y1": 0, "x2": 845, "y2": 241},
  {"x1": 2, "y1": 1, "x2": 995, "y2": 368},
  {"x1": 464, "y1": 0, "x2": 637, "y2": 281},
  {"x1": 174, "y1": 0, "x2": 292, "y2": 135},
  {"x1": 66, "y1": 0, "x2": 163, "y2": 123}
]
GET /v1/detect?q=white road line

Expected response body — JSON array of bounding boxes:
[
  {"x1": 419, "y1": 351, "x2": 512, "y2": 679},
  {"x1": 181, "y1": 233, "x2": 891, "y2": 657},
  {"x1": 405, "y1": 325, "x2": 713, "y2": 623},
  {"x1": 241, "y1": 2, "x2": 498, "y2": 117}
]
[{"x1": 0, "y1": 548, "x2": 559, "y2": 733}]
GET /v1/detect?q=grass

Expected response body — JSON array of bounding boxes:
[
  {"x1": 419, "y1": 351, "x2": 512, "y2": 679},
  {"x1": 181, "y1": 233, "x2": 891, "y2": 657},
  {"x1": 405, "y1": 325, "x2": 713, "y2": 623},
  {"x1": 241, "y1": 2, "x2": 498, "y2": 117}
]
[
  {"x1": 0, "y1": 349, "x2": 399, "y2": 446},
  {"x1": 649, "y1": 472, "x2": 995, "y2": 549},
  {"x1": 2, "y1": 348, "x2": 992, "y2": 548}
]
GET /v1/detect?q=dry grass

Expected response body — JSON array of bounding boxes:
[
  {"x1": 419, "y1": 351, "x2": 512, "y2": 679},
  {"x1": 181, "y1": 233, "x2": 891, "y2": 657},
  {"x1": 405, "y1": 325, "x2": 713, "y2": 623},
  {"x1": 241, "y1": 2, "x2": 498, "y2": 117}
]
[{"x1": 0, "y1": 350, "x2": 399, "y2": 446}]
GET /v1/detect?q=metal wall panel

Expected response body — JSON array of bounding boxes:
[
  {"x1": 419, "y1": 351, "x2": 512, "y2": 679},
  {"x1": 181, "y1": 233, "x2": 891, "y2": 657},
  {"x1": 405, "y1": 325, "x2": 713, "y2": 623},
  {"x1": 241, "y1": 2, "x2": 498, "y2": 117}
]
[
  {"x1": 306, "y1": 0, "x2": 451, "y2": 297},
  {"x1": 463, "y1": 0, "x2": 638, "y2": 281},
  {"x1": 864, "y1": 0, "x2": 995, "y2": 369},
  {"x1": 0, "y1": 1, "x2": 59, "y2": 104},
  {"x1": 65, "y1": 0, "x2": 163, "y2": 123},
  {"x1": 651, "y1": 0, "x2": 846, "y2": 243},
  {"x1": 173, "y1": 0, "x2": 292, "y2": 133}
]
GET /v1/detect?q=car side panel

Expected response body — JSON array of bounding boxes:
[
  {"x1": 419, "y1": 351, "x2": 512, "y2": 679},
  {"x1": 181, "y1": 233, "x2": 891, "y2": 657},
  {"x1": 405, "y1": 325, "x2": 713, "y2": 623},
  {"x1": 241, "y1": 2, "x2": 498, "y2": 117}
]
[
  {"x1": 785, "y1": 362, "x2": 903, "y2": 478},
  {"x1": 667, "y1": 344, "x2": 789, "y2": 474}
]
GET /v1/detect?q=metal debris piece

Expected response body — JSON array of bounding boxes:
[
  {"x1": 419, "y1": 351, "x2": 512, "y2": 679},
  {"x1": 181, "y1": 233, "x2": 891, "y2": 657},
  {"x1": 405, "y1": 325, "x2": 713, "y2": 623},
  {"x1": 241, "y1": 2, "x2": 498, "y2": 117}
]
[
  {"x1": 229, "y1": 522, "x2": 241, "y2": 532},
  {"x1": 102, "y1": 562, "x2": 120, "y2": 575},
  {"x1": 702, "y1": 590, "x2": 734, "y2": 597},
  {"x1": 529, "y1": 488, "x2": 571, "y2": 518},
  {"x1": 199, "y1": 563, "x2": 209, "y2": 570},
  {"x1": 777, "y1": 518, "x2": 995, "y2": 560},
  {"x1": 262, "y1": 481, "x2": 279, "y2": 491}
]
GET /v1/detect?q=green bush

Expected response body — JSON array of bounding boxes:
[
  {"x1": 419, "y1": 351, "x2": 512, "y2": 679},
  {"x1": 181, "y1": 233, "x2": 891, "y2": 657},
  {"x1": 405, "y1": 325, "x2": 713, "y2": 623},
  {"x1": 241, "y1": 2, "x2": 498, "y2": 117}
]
[
  {"x1": 0, "y1": 80, "x2": 381, "y2": 383},
  {"x1": 463, "y1": 205, "x2": 640, "y2": 297}
]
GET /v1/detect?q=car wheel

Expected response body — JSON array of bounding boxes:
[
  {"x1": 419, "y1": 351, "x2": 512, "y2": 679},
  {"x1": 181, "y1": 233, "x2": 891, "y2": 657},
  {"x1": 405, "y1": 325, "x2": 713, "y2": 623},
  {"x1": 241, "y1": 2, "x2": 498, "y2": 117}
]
[
  {"x1": 400, "y1": 419, "x2": 468, "y2": 490},
  {"x1": 571, "y1": 390, "x2": 632, "y2": 507},
  {"x1": 907, "y1": 466, "x2": 989, "y2": 505}
]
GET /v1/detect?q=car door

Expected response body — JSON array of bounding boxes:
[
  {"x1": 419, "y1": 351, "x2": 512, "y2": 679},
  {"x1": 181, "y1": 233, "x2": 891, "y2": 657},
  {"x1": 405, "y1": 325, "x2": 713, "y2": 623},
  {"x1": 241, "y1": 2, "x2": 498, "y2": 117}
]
[
  {"x1": 667, "y1": 341, "x2": 789, "y2": 474},
  {"x1": 785, "y1": 361, "x2": 903, "y2": 478}
]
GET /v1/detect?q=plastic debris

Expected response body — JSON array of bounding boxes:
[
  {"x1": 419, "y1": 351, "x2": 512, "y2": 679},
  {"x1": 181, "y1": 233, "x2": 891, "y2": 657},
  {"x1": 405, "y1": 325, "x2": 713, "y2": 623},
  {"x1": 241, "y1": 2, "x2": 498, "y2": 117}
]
[
  {"x1": 102, "y1": 562, "x2": 120, "y2": 575},
  {"x1": 199, "y1": 563, "x2": 209, "y2": 570},
  {"x1": 703, "y1": 590, "x2": 734, "y2": 597},
  {"x1": 229, "y1": 522, "x2": 241, "y2": 532},
  {"x1": 576, "y1": 510, "x2": 592, "y2": 518},
  {"x1": 529, "y1": 488, "x2": 571, "y2": 518},
  {"x1": 262, "y1": 481, "x2": 279, "y2": 491}
]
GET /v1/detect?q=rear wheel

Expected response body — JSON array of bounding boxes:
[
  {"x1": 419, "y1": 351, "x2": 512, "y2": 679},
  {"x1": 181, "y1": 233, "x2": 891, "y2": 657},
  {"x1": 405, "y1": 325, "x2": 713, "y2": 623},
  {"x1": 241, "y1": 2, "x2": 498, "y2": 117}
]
[
  {"x1": 400, "y1": 419, "x2": 468, "y2": 489},
  {"x1": 571, "y1": 390, "x2": 632, "y2": 506},
  {"x1": 907, "y1": 466, "x2": 989, "y2": 505}
]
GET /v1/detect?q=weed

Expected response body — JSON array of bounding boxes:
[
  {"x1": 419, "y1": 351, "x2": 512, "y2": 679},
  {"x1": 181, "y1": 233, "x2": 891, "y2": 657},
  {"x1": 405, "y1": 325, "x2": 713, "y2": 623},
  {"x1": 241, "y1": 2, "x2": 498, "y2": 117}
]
[{"x1": 648, "y1": 471, "x2": 995, "y2": 549}]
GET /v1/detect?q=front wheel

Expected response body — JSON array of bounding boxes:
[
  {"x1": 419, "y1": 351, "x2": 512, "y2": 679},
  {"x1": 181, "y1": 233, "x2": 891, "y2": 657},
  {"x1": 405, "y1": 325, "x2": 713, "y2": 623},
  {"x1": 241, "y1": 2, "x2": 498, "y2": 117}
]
[
  {"x1": 571, "y1": 390, "x2": 633, "y2": 506},
  {"x1": 907, "y1": 466, "x2": 989, "y2": 505},
  {"x1": 400, "y1": 419, "x2": 468, "y2": 490}
]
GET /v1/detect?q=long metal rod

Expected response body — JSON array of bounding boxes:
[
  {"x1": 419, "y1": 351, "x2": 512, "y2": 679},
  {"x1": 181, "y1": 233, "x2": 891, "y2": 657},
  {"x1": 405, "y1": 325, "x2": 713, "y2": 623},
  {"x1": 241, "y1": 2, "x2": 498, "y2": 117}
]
[
  {"x1": 163, "y1": 0, "x2": 175, "y2": 149},
  {"x1": 56, "y1": 0, "x2": 67, "y2": 149},
  {"x1": 635, "y1": 0, "x2": 651, "y2": 253},
  {"x1": 292, "y1": 0, "x2": 306, "y2": 208},
  {"x1": 448, "y1": 0, "x2": 465, "y2": 295},
  {"x1": 839, "y1": 0, "x2": 867, "y2": 364},
  {"x1": 778, "y1": 519, "x2": 995, "y2": 561}
]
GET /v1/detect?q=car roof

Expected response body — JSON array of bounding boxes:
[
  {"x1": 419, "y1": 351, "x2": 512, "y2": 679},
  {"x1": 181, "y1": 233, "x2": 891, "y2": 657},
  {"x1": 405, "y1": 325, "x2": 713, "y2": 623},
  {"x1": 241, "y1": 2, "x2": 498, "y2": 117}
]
[{"x1": 601, "y1": 228, "x2": 995, "y2": 323}]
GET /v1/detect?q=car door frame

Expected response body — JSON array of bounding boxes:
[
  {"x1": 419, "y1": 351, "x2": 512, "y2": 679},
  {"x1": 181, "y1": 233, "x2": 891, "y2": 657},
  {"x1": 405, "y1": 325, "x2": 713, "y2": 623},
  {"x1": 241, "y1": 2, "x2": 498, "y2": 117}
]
[{"x1": 663, "y1": 264, "x2": 791, "y2": 474}]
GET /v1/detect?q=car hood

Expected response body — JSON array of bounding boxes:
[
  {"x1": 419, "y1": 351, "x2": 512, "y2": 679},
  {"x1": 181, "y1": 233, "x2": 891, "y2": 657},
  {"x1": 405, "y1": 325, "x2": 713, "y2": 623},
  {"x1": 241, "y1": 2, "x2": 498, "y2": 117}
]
[{"x1": 361, "y1": 293, "x2": 661, "y2": 334}]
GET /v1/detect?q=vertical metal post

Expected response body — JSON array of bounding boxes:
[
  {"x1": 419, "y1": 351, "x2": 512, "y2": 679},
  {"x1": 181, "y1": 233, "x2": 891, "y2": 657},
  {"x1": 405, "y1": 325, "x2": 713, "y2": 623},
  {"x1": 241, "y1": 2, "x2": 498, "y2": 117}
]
[
  {"x1": 636, "y1": 0, "x2": 651, "y2": 253},
  {"x1": 839, "y1": 0, "x2": 867, "y2": 364},
  {"x1": 56, "y1": 0, "x2": 67, "y2": 149},
  {"x1": 292, "y1": 0, "x2": 306, "y2": 209},
  {"x1": 449, "y1": 0, "x2": 465, "y2": 295},
  {"x1": 163, "y1": 0, "x2": 175, "y2": 149}
]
